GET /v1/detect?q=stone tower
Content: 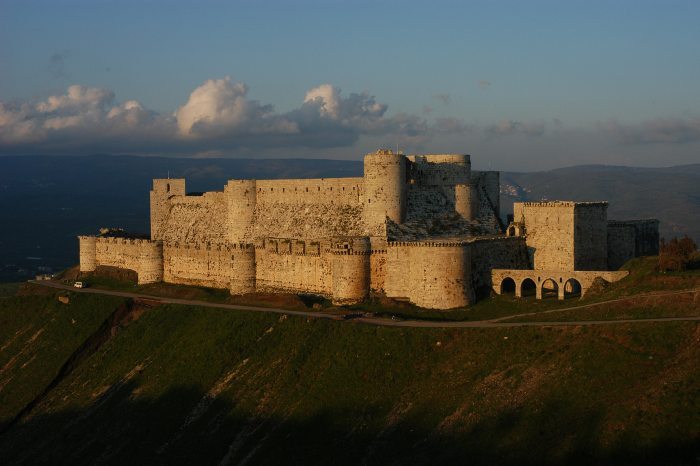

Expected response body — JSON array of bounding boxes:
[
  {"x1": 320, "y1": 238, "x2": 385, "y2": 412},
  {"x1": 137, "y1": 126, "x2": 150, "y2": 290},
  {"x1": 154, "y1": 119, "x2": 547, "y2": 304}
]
[
  {"x1": 150, "y1": 179, "x2": 185, "y2": 240},
  {"x1": 363, "y1": 149, "x2": 407, "y2": 235}
]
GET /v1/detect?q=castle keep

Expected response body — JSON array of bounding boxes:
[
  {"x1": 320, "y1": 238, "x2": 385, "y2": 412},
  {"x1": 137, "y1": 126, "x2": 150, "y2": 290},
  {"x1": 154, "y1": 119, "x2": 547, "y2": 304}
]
[{"x1": 78, "y1": 150, "x2": 659, "y2": 309}]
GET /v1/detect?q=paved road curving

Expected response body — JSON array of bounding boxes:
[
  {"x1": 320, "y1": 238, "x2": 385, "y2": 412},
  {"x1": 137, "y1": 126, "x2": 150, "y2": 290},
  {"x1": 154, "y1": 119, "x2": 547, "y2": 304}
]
[{"x1": 29, "y1": 280, "x2": 700, "y2": 329}]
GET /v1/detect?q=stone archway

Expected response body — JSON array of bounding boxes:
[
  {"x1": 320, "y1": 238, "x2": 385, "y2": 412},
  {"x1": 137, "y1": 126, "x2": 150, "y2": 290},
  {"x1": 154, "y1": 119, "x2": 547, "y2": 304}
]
[
  {"x1": 520, "y1": 278, "x2": 537, "y2": 297},
  {"x1": 540, "y1": 278, "x2": 559, "y2": 299},
  {"x1": 564, "y1": 278, "x2": 582, "y2": 298},
  {"x1": 500, "y1": 277, "x2": 516, "y2": 295}
]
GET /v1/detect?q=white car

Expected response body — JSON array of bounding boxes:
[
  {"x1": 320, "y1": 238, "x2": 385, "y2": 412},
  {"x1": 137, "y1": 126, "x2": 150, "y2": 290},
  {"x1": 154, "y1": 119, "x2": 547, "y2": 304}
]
[{"x1": 73, "y1": 281, "x2": 85, "y2": 289}]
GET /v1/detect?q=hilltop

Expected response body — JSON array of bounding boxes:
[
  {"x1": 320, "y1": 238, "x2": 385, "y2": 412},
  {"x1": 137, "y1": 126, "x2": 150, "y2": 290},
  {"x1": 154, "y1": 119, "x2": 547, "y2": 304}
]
[
  {"x1": 1, "y1": 155, "x2": 699, "y2": 282},
  {"x1": 0, "y1": 259, "x2": 698, "y2": 465}
]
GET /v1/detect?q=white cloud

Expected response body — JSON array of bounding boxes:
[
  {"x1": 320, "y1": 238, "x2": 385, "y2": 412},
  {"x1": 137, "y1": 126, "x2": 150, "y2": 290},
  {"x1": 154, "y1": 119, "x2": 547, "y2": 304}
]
[
  {"x1": 6, "y1": 77, "x2": 695, "y2": 167},
  {"x1": 176, "y1": 77, "x2": 297, "y2": 138}
]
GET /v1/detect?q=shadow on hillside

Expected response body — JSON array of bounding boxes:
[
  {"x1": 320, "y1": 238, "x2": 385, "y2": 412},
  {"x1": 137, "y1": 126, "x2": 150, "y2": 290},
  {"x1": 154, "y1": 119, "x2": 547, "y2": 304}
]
[{"x1": 0, "y1": 382, "x2": 697, "y2": 466}]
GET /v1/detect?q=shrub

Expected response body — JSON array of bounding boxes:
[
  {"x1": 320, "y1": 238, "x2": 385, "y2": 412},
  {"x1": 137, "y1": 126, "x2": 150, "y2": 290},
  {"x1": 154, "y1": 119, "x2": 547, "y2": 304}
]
[{"x1": 658, "y1": 236, "x2": 698, "y2": 271}]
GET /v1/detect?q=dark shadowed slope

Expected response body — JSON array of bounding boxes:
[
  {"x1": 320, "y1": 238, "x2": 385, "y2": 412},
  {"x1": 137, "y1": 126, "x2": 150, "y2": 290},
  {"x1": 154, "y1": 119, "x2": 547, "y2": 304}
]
[{"x1": 1, "y1": 286, "x2": 699, "y2": 465}]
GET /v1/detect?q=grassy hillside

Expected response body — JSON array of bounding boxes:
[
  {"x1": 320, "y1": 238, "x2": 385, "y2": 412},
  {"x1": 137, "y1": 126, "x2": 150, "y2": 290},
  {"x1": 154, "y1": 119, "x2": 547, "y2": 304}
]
[{"x1": 0, "y1": 284, "x2": 698, "y2": 464}]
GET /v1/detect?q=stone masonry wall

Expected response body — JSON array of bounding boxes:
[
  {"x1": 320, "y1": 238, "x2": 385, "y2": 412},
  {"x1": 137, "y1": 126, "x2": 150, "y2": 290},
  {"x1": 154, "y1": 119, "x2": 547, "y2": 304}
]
[
  {"x1": 607, "y1": 223, "x2": 636, "y2": 270},
  {"x1": 514, "y1": 202, "x2": 575, "y2": 270},
  {"x1": 161, "y1": 192, "x2": 227, "y2": 243},
  {"x1": 254, "y1": 238, "x2": 333, "y2": 296},
  {"x1": 91, "y1": 237, "x2": 163, "y2": 284},
  {"x1": 574, "y1": 203, "x2": 608, "y2": 270},
  {"x1": 163, "y1": 242, "x2": 254, "y2": 290},
  {"x1": 385, "y1": 241, "x2": 472, "y2": 309},
  {"x1": 256, "y1": 178, "x2": 364, "y2": 205},
  {"x1": 469, "y1": 236, "x2": 530, "y2": 293}
]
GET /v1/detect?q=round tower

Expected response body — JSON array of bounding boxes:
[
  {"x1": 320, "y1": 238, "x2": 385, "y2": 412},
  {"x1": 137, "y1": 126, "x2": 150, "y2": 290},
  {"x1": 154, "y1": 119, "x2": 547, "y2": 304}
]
[
  {"x1": 138, "y1": 240, "x2": 164, "y2": 284},
  {"x1": 78, "y1": 236, "x2": 97, "y2": 272},
  {"x1": 363, "y1": 150, "x2": 407, "y2": 234},
  {"x1": 455, "y1": 183, "x2": 479, "y2": 221},
  {"x1": 225, "y1": 179, "x2": 257, "y2": 243},
  {"x1": 413, "y1": 243, "x2": 472, "y2": 309},
  {"x1": 229, "y1": 244, "x2": 256, "y2": 294},
  {"x1": 331, "y1": 237, "x2": 371, "y2": 305}
]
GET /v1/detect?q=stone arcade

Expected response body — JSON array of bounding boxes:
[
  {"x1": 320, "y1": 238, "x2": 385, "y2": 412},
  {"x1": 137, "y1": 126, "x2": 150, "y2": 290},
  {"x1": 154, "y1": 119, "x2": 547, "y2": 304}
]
[{"x1": 78, "y1": 150, "x2": 659, "y2": 309}]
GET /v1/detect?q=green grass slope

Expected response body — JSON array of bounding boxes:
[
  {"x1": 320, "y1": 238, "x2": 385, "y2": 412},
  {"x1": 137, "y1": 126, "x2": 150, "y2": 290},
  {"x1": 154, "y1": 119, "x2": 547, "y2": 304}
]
[
  {"x1": 0, "y1": 293, "x2": 698, "y2": 465},
  {"x1": 0, "y1": 291, "x2": 127, "y2": 432}
]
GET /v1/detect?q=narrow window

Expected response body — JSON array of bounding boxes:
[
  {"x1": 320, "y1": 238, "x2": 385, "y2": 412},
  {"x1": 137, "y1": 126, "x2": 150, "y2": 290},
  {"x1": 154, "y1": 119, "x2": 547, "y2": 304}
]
[{"x1": 166, "y1": 183, "x2": 170, "y2": 192}]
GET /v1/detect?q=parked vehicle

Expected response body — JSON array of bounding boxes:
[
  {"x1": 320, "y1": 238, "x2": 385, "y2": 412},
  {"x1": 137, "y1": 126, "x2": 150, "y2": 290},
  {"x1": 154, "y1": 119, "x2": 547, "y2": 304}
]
[{"x1": 73, "y1": 281, "x2": 85, "y2": 288}]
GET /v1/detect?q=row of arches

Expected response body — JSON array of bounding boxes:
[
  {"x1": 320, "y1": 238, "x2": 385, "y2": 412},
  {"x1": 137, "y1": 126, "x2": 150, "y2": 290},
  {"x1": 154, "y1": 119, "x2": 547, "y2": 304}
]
[{"x1": 499, "y1": 276, "x2": 582, "y2": 300}]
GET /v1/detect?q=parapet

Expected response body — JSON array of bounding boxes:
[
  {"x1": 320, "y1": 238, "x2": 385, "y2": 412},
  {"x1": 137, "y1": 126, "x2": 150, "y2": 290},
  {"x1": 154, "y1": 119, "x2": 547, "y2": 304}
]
[
  {"x1": 152, "y1": 178, "x2": 186, "y2": 196},
  {"x1": 407, "y1": 154, "x2": 470, "y2": 165},
  {"x1": 517, "y1": 201, "x2": 608, "y2": 208}
]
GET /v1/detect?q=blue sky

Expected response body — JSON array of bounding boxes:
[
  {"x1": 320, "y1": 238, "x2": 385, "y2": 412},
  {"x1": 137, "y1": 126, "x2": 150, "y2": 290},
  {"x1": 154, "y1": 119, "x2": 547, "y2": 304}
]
[{"x1": 1, "y1": 0, "x2": 699, "y2": 170}]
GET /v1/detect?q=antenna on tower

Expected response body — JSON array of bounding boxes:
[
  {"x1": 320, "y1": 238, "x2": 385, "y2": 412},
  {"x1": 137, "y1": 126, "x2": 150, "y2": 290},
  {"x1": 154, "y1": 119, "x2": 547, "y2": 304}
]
[{"x1": 167, "y1": 170, "x2": 170, "y2": 179}]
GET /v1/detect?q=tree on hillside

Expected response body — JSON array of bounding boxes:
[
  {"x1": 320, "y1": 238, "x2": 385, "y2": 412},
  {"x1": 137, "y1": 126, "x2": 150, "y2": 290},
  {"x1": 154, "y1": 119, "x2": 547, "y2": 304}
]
[{"x1": 658, "y1": 236, "x2": 698, "y2": 271}]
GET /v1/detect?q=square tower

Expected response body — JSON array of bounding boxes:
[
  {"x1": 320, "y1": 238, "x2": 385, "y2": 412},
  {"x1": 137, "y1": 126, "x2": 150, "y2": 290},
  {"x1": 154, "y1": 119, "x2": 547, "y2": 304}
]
[{"x1": 514, "y1": 201, "x2": 608, "y2": 271}]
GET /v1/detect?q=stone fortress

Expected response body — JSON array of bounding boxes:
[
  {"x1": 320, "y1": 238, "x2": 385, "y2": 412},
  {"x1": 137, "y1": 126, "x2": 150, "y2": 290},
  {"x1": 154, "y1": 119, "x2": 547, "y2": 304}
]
[{"x1": 78, "y1": 150, "x2": 659, "y2": 309}]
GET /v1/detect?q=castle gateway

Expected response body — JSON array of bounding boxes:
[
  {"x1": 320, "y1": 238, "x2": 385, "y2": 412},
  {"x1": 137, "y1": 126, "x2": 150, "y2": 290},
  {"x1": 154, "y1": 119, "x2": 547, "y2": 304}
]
[{"x1": 78, "y1": 150, "x2": 658, "y2": 309}]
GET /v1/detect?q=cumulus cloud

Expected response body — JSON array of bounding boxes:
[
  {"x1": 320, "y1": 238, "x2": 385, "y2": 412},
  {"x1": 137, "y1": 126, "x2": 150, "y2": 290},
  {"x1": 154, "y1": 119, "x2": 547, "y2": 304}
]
[
  {"x1": 603, "y1": 117, "x2": 700, "y2": 144},
  {"x1": 176, "y1": 77, "x2": 297, "y2": 138},
  {"x1": 13, "y1": 77, "x2": 684, "y2": 160}
]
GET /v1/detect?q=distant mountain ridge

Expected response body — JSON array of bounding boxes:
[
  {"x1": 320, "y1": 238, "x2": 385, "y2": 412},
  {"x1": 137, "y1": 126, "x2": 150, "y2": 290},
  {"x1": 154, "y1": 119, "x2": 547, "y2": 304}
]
[{"x1": 1, "y1": 155, "x2": 698, "y2": 281}]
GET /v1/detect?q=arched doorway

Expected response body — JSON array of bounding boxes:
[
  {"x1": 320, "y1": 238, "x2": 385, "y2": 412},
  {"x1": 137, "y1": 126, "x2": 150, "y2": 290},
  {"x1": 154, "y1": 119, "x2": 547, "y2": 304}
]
[
  {"x1": 541, "y1": 278, "x2": 559, "y2": 299},
  {"x1": 564, "y1": 278, "x2": 582, "y2": 298},
  {"x1": 500, "y1": 277, "x2": 516, "y2": 295},
  {"x1": 521, "y1": 278, "x2": 536, "y2": 297}
]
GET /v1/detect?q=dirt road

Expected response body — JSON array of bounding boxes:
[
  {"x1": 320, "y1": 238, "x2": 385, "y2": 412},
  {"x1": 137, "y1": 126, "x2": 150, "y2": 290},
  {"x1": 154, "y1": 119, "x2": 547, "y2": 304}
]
[{"x1": 30, "y1": 280, "x2": 700, "y2": 329}]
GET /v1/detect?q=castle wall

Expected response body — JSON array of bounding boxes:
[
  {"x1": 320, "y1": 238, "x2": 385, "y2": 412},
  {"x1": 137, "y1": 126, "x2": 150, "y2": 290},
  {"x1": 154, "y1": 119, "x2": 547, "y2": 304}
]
[
  {"x1": 469, "y1": 237, "x2": 530, "y2": 292},
  {"x1": 91, "y1": 237, "x2": 163, "y2": 284},
  {"x1": 255, "y1": 178, "x2": 363, "y2": 206},
  {"x1": 407, "y1": 154, "x2": 471, "y2": 186},
  {"x1": 163, "y1": 242, "x2": 255, "y2": 292},
  {"x1": 472, "y1": 171, "x2": 500, "y2": 223},
  {"x1": 254, "y1": 239, "x2": 333, "y2": 296},
  {"x1": 606, "y1": 219, "x2": 660, "y2": 270},
  {"x1": 385, "y1": 241, "x2": 472, "y2": 309},
  {"x1": 607, "y1": 223, "x2": 636, "y2": 270},
  {"x1": 225, "y1": 180, "x2": 256, "y2": 243},
  {"x1": 627, "y1": 219, "x2": 660, "y2": 256},
  {"x1": 161, "y1": 192, "x2": 227, "y2": 243},
  {"x1": 574, "y1": 203, "x2": 608, "y2": 270},
  {"x1": 514, "y1": 202, "x2": 576, "y2": 270},
  {"x1": 369, "y1": 242, "x2": 387, "y2": 292}
]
